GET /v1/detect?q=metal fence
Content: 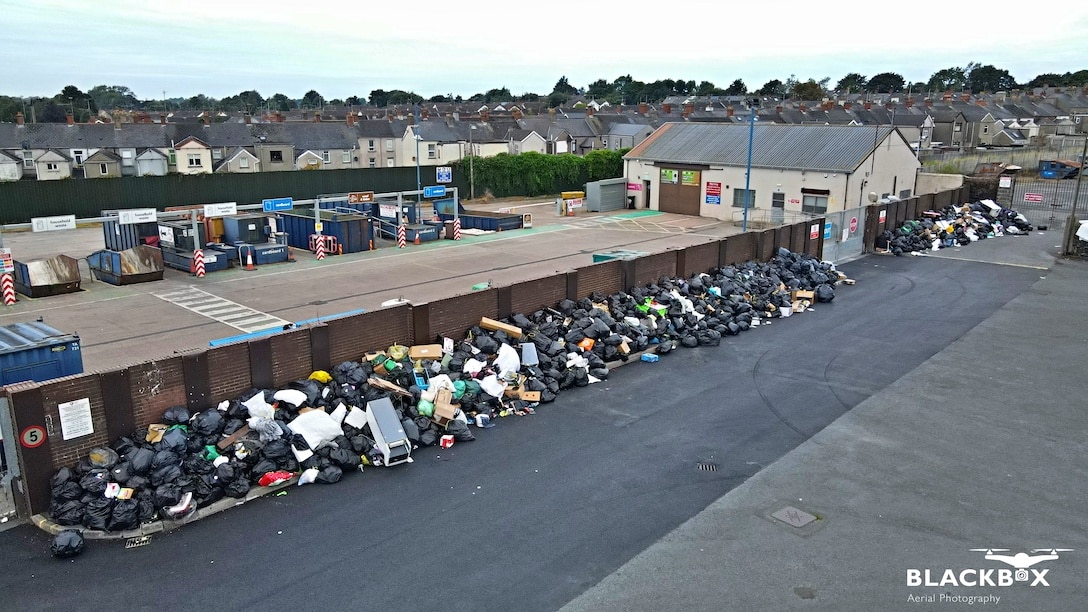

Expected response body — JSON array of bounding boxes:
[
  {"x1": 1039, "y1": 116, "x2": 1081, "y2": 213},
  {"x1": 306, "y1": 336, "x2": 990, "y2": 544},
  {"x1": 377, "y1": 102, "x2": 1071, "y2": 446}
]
[
  {"x1": 997, "y1": 177, "x2": 1087, "y2": 231},
  {"x1": 820, "y1": 206, "x2": 869, "y2": 263}
]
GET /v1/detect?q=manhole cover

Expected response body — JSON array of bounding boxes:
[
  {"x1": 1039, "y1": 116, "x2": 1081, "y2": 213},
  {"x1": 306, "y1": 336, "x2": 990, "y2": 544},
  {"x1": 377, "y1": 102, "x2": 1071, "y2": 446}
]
[
  {"x1": 771, "y1": 506, "x2": 817, "y2": 528},
  {"x1": 697, "y1": 462, "x2": 718, "y2": 472}
]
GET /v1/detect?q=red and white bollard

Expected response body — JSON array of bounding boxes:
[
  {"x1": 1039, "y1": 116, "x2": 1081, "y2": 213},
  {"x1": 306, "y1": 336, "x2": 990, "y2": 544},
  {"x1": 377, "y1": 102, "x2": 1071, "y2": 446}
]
[
  {"x1": 193, "y1": 249, "x2": 206, "y2": 278},
  {"x1": 453, "y1": 218, "x2": 461, "y2": 241},
  {"x1": 1, "y1": 273, "x2": 15, "y2": 305},
  {"x1": 397, "y1": 224, "x2": 406, "y2": 249},
  {"x1": 315, "y1": 237, "x2": 326, "y2": 260}
]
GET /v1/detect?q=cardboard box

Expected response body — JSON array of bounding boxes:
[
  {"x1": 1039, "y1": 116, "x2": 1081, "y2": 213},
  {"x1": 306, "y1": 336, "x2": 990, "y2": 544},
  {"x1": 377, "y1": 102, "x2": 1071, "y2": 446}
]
[
  {"x1": 365, "y1": 351, "x2": 386, "y2": 363},
  {"x1": 479, "y1": 317, "x2": 523, "y2": 339},
  {"x1": 791, "y1": 289, "x2": 815, "y2": 302},
  {"x1": 432, "y1": 388, "x2": 458, "y2": 427},
  {"x1": 519, "y1": 390, "x2": 542, "y2": 402},
  {"x1": 409, "y1": 344, "x2": 443, "y2": 360}
]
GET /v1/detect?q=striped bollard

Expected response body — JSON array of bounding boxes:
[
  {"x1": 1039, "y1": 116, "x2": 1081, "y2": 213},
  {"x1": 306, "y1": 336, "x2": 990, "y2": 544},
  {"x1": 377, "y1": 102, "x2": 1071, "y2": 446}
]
[
  {"x1": 193, "y1": 249, "x2": 206, "y2": 278},
  {"x1": 316, "y1": 237, "x2": 326, "y2": 260},
  {"x1": 453, "y1": 218, "x2": 461, "y2": 241},
  {"x1": 397, "y1": 224, "x2": 406, "y2": 248},
  {"x1": 1, "y1": 273, "x2": 15, "y2": 305}
]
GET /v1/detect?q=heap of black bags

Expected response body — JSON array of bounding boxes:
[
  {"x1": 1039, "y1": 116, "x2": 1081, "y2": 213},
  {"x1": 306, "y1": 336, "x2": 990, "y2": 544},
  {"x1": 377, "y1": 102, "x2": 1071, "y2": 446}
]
[
  {"x1": 46, "y1": 248, "x2": 846, "y2": 533},
  {"x1": 875, "y1": 200, "x2": 1034, "y2": 256}
]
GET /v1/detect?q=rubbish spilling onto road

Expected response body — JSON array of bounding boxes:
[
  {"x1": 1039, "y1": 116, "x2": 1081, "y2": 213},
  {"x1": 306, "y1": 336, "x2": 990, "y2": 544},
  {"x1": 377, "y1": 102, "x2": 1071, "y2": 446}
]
[
  {"x1": 875, "y1": 200, "x2": 1034, "y2": 255},
  {"x1": 44, "y1": 248, "x2": 853, "y2": 547}
]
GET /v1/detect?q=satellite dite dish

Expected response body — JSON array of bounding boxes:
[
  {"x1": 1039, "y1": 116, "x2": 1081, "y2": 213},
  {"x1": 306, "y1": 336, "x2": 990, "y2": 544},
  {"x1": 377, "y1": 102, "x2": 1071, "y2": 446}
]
[{"x1": 868, "y1": 192, "x2": 879, "y2": 203}]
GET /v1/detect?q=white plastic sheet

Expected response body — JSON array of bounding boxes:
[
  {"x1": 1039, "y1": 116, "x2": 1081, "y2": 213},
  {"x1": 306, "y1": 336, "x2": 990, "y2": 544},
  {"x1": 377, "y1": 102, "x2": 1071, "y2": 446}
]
[
  {"x1": 289, "y1": 409, "x2": 342, "y2": 451},
  {"x1": 495, "y1": 343, "x2": 521, "y2": 377}
]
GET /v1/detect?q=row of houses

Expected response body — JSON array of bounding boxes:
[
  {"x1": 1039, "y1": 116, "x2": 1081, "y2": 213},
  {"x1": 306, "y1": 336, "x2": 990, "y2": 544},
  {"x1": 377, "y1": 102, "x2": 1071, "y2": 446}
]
[{"x1": 2, "y1": 87, "x2": 1085, "y2": 182}]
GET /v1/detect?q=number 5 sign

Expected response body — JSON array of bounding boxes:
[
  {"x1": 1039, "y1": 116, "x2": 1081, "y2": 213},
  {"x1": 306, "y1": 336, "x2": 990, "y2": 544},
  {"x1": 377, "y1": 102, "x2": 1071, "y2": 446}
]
[{"x1": 21, "y1": 425, "x2": 47, "y2": 448}]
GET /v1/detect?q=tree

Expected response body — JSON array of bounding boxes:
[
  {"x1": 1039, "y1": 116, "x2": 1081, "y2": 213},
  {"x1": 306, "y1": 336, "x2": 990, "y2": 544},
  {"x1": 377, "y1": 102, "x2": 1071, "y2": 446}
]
[
  {"x1": 868, "y1": 72, "x2": 906, "y2": 93},
  {"x1": 369, "y1": 89, "x2": 389, "y2": 108},
  {"x1": 184, "y1": 94, "x2": 214, "y2": 110},
  {"x1": 1066, "y1": 70, "x2": 1088, "y2": 86},
  {"x1": 547, "y1": 91, "x2": 569, "y2": 108},
  {"x1": 552, "y1": 76, "x2": 577, "y2": 95},
  {"x1": 0, "y1": 96, "x2": 21, "y2": 123},
  {"x1": 966, "y1": 64, "x2": 1016, "y2": 92},
  {"x1": 40, "y1": 101, "x2": 67, "y2": 123},
  {"x1": 345, "y1": 95, "x2": 363, "y2": 106},
  {"x1": 518, "y1": 92, "x2": 539, "y2": 102},
  {"x1": 88, "y1": 84, "x2": 138, "y2": 110},
  {"x1": 586, "y1": 79, "x2": 613, "y2": 99},
  {"x1": 835, "y1": 73, "x2": 868, "y2": 93},
  {"x1": 756, "y1": 79, "x2": 786, "y2": 97},
  {"x1": 926, "y1": 66, "x2": 968, "y2": 92},
  {"x1": 724, "y1": 79, "x2": 747, "y2": 95},
  {"x1": 269, "y1": 93, "x2": 292, "y2": 111},
  {"x1": 791, "y1": 79, "x2": 825, "y2": 100},
  {"x1": 301, "y1": 90, "x2": 323, "y2": 108},
  {"x1": 1025, "y1": 73, "x2": 1064, "y2": 88},
  {"x1": 484, "y1": 87, "x2": 511, "y2": 103}
]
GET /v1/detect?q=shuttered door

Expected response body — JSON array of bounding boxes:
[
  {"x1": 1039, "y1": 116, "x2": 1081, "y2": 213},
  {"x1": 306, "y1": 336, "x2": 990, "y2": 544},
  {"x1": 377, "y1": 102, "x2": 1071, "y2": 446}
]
[
  {"x1": 658, "y1": 169, "x2": 700, "y2": 215},
  {"x1": 586, "y1": 178, "x2": 628, "y2": 212}
]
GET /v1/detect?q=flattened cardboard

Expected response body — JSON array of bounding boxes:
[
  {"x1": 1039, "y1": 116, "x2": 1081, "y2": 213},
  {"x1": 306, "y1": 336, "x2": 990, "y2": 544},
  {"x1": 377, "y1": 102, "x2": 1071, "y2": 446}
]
[
  {"x1": 367, "y1": 377, "x2": 413, "y2": 397},
  {"x1": 479, "y1": 317, "x2": 523, "y2": 339},
  {"x1": 217, "y1": 424, "x2": 251, "y2": 450},
  {"x1": 409, "y1": 344, "x2": 443, "y2": 360}
]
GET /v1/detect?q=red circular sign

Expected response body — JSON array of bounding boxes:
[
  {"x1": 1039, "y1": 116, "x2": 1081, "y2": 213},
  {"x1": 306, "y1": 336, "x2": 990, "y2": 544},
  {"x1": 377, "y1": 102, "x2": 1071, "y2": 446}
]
[
  {"x1": 20, "y1": 425, "x2": 47, "y2": 449},
  {"x1": 849, "y1": 217, "x2": 858, "y2": 233}
]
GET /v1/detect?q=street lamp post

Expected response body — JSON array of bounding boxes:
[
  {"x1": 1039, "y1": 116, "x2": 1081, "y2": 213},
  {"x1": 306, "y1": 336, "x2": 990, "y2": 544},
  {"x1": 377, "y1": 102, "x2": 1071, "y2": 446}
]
[
  {"x1": 1062, "y1": 134, "x2": 1088, "y2": 255},
  {"x1": 469, "y1": 124, "x2": 477, "y2": 200},
  {"x1": 742, "y1": 99, "x2": 758, "y2": 232},
  {"x1": 414, "y1": 130, "x2": 422, "y2": 203}
]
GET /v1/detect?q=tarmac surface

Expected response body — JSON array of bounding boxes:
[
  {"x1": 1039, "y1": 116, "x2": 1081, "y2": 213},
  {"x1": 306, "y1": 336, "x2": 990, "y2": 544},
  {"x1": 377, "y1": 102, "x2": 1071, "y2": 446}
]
[{"x1": 3, "y1": 219, "x2": 1084, "y2": 611}]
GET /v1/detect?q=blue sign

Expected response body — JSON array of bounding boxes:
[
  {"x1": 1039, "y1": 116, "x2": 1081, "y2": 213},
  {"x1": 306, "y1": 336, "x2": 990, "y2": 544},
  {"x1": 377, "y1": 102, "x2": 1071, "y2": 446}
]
[
  {"x1": 423, "y1": 185, "x2": 447, "y2": 198},
  {"x1": 262, "y1": 197, "x2": 294, "y2": 212},
  {"x1": 705, "y1": 195, "x2": 721, "y2": 205},
  {"x1": 823, "y1": 221, "x2": 833, "y2": 240},
  {"x1": 436, "y1": 166, "x2": 452, "y2": 183}
]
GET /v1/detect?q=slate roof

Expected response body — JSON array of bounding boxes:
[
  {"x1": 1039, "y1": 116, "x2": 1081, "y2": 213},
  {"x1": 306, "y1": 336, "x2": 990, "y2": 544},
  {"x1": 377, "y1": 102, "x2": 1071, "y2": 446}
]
[
  {"x1": 84, "y1": 149, "x2": 121, "y2": 162},
  {"x1": 625, "y1": 123, "x2": 899, "y2": 173}
]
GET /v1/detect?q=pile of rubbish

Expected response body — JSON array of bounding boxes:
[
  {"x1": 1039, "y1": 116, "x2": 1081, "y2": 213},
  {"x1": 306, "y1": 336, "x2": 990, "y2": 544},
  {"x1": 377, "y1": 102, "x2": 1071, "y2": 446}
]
[
  {"x1": 46, "y1": 247, "x2": 850, "y2": 546},
  {"x1": 875, "y1": 200, "x2": 1034, "y2": 255}
]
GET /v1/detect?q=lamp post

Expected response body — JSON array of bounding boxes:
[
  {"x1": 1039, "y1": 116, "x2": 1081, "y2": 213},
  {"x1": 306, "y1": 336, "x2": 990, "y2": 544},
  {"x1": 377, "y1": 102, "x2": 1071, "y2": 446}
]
[
  {"x1": 742, "y1": 98, "x2": 758, "y2": 232},
  {"x1": 1062, "y1": 134, "x2": 1088, "y2": 255},
  {"x1": 414, "y1": 130, "x2": 422, "y2": 203},
  {"x1": 469, "y1": 124, "x2": 478, "y2": 200}
]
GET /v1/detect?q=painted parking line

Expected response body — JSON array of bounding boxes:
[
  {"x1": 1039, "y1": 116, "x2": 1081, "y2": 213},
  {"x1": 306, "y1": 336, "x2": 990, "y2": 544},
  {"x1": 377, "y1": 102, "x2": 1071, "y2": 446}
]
[{"x1": 154, "y1": 287, "x2": 290, "y2": 333}]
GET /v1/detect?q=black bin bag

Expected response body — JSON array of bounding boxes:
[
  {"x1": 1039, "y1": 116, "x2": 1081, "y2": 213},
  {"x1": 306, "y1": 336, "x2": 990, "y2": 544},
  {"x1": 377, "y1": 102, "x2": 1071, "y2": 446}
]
[{"x1": 51, "y1": 530, "x2": 85, "y2": 559}]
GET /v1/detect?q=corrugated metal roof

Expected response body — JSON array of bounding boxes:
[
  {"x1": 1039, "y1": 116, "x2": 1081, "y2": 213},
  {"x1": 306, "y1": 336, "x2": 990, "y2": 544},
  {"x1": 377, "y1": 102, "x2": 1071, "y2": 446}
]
[
  {"x1": 0, "y1": 321, "x2": 77, "y2": 355},
  {"x1": 625, "y1": 123, "x2": 895, "y2": 172}
]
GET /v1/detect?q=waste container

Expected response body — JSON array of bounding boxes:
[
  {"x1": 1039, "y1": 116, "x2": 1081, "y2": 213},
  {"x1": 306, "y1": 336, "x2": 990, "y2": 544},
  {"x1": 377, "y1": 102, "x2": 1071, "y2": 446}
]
[{"x1": 443, "y1": 221, "x2": 456, "y2": 239}]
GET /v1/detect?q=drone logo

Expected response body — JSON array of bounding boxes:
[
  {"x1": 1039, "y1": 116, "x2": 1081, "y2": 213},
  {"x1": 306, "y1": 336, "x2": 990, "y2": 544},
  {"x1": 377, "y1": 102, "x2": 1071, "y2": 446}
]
[{"x1": 970, "y1": 548, "x2": 1073, "y2": 584}]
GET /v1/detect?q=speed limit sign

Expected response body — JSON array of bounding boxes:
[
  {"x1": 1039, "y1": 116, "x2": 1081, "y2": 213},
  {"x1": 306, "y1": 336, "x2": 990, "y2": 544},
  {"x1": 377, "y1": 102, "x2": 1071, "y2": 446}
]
[{"x1": 21, "y1": 425, "x2": 47, "y2": 449}]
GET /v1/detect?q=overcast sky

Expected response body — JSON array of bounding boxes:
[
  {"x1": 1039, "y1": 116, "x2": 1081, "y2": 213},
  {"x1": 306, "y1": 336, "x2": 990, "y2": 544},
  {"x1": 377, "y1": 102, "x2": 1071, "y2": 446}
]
[{"x1": 4, "y1": 0, "x2": 1087, "y2": 101}]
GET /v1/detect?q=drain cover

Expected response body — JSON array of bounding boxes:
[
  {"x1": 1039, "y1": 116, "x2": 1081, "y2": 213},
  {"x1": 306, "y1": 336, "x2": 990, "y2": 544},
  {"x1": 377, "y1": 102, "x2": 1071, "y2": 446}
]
[
  {"x1": 771, "y1": 506, "x2": 817, "y2": 528},
  {"x1": 697, "y1": 462, "x2": 718, "y2": 472}
]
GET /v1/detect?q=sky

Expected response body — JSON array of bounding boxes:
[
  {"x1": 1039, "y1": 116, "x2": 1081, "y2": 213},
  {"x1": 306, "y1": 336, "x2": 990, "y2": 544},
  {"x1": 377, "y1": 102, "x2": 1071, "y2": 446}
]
[{"x1": 3, "y1": 0, "x2": 1087, "y2": 102}]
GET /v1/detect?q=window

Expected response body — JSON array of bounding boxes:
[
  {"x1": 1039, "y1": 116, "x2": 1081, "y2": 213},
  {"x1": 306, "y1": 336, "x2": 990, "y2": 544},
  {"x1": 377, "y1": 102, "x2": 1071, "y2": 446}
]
[
  {"x1": 772, "y1": 192, "x2": 785, "y2": 208},
  {"x1": 342, "y1": 151, "x2": 351, "y2": 164},
  {"x1": 369, "y1": 158, "x2": 376, "y2": 168},
  {"x1": 167, "y1": 149, "x2": 176, "y2": 164},
  {"x1": 953, "y1": 123, "x2": 962, "y2": 132},
  {"x1": 72, "y1": 150, "x2": 85, "y2": 165},
  {"x1": 368, "y1": 139, "x2": 376, "y2": 152},
  {"x1": 427, "y1": 143, "x2": 437, "y2": 159},
  {"x1": 386, "y1": 158, "x2": 394, "y2": 168},
  {"x1": 99, "y1": 163, "x2": 108, "y2": 175},
  {"x1": 322, "y1": 151, "x2": 331, "y2": 164},
  {"x1": 22, "y1": 151, "x2": 34, "y2": 168},
  {"x1": 46, "y1": 162, "x2": 59, "y2": 171},
  {"x1": 211, "y1": 149, "x2": 222, "y2": 161},
  {"x1": 239, "y1": 157, "x2": 249, "y2": 169},
  {"x1": 982, "y1": 125, "x2": 989, "y2": 135},
  {"x1": 385, "y1": 139, "x2": 394, "y2": 152},
  {"x1": 801, "y1": 195, "x2": 828, "y2": 214},
  {"x1": 269, "y1": 150, "x2": 284, "y2": 163},
  {"x1": 187, "y1": 154, "x2": 202, "y2": 168},
  {"x1": 732, "y1": 189, "x2": 756, "y2": 208}
]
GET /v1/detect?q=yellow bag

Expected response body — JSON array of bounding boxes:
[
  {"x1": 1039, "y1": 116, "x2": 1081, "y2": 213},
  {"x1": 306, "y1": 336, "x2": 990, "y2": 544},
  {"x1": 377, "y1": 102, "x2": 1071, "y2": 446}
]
[
  {"x1": 308, "y1": 370, "x2": 332, "y2": 384},
  {"x1": 387, "y1": 344, "x2": 409, "y2": 361}
]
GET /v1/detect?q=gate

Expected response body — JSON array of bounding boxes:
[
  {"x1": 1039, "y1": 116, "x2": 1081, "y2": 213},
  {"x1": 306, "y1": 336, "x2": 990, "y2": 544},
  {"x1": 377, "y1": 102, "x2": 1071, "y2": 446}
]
[
  {"x1": 820, "y1": 206, "x2": 868, "y2": 263},
  {"x1": 0, "y1": 397, "x2": 18, "y2": 521},
  {"x1": 999, "y1": 177, "x2": 1086, "y2": 232}
]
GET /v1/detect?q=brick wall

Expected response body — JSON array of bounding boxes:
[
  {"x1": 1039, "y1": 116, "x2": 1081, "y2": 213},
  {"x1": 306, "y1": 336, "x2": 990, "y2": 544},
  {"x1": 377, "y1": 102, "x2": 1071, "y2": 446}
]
[
  {"x1": 576, "y1": 261, "x2": 623, "y2": 298},
  {"x1": 509, "y1": 275, "x2": 566, "y2": 316},
  {"x1": 207, "y1": 343, "x2": 253, "y2": 402},
  {"x1": 724, "y1": 233, "x2": 756, "y2": 266},
  {"x1": 40, "y1": 375, "x2": 108, "y2": 468},
  {"x1": 326, "y1": 305, "x2": 413, "y2": 364},
  {"x1": 681, "y1": 242, "x2": 719, "y2": 278},
  {"x1": 128, "y1": 358, "x2": 188, "y2": 430},
  {"x1": 757, "y1": 228, "x2": 777, "y2": 261},
  {"x1": 427, "y1": 289, "x2": 498, "y2": 340},
  {"x1": 790, "y1": 223, "x2": 807, "y2": 254},
  {"x1": 270, "y1": 328, "x2": 313, "y2": 387},
  {"x1": 633, "y1": 251, "x2": 677, "y2": 288}
]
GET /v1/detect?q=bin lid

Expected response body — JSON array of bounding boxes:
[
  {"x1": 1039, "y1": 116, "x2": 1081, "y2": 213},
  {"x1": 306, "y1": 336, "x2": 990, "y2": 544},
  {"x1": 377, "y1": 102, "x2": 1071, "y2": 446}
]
[{"x1": 0, "y1": 321, "x2": 78, "y2": 355}]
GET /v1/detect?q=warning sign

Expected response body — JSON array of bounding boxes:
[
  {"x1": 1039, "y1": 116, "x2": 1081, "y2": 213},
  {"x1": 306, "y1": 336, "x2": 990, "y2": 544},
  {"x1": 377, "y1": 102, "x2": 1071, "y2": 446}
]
[
  {"x1": 0, "y1": 248, "x2": 13, "y2": 273},
  {"x1": 21, "y1": 425, "x2": 46, "y2": 448}
]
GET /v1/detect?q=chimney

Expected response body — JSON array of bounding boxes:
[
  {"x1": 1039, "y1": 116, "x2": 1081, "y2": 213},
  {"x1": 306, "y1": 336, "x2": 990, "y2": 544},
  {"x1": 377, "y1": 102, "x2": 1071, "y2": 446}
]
[
  {"x1": 512, "y1": 108, "x2": 523, "y2": 120},
  {"x1": 821, "y1": 101, "x2": 832, "y2": 111},
  {"x1": 408, "y1": 113, "x2": 415, "y2": 126},
  {"x1": 347, "y1": 113, "x2": 356, "y2": 127},
  {"x1": 16, "y1": 112, "x2": 24, "y2": 126},
  {"x1": 388, "y1": 112, "x2": 394, "y2": 122},
  {"x1": 864, "y1": 101, "x2": 872, "y2": 110},
  {"x1": 548, "y1": 108, "x2": 556, "y2": 120},
  {"x1": 682, "y1": 102, "x2": 694, "y2": 116},
  {"x1": 800, "y1": 103, "x2": 807, "y2": 112},
  {"x1": 662, "y1": 103, "x2": 672, "y2": 114},
  {"x1": 775, "y1": 105, "x2": 783, "y2": 114},
  {"x1": 586, "y1": 105, "x2": 595, "y2": 117},
  {"x1": 481, "y1": 108, "x2": 489, "y2": 122},
  {"x1": 885, "y1": 102, "x2": 894, "y2": 111},
  {"x1": 961, "y1": 93, "x2": 970, "y2": 102},
  {"x1": 314, "y1": 114, "x2": 322, "y2": 122},
  {"x1": 444, "y1": 113, "x2": 453, "y2": 127},
  {"x1": 66, "y1": 112, "x2": 74, "y2": 126},
  {"x1": 421, "y1": 108, "x2": 428, "y2": 120},
  {"x1": 924, "y1": 98, "x2": 933, "y2": 108},
  {"x1": 905, "y1": 98, "x2": 914, "y2": 108},
  {"x1": 843, "y1": 101, "x2": 853, "y2": 110},
  {"x1": 243, "y1": 112, "x2": 251, "y2": 125},
  {"x1": 202, "y1": 113, "x2": 211, "y2": 127},
  {"x1": 160, "y1": 113, "x2": 167, "y2": 125},
  {"x1": 975, "y1": 99, "x2": 986, "y2": 106},
  {"x1": 727, "y1": 105, "x2": 734, "y2": 117},
  {"x1": 638, "y1": 102, "x2": 648, "y2": 115}
]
